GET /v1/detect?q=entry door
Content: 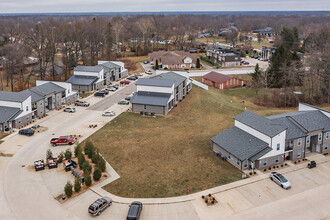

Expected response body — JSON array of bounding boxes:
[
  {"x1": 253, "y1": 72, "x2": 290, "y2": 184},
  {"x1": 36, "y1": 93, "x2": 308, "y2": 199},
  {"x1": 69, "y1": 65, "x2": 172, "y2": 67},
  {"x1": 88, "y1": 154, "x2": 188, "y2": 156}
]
[{"x1": 316, "y1": 144, "x2": 321, "y2": 153}]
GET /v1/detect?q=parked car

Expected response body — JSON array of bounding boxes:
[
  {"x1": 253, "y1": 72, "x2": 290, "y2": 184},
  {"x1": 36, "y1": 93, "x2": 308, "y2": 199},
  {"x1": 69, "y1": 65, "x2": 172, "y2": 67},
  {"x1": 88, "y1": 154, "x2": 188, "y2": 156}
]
[
  {"x1": 102, "y1": 111, "x2": 115, "y2": 116},
  {"x1": 127, "y1": 76, "x2": 137, "y2": 81},
  {"x1": 270, "y1": 172, "x2": 291, "y2": 189},
  {"x1": 308, "y1": 160, "x2": 316, "y2": 169},
  {"x1": 243, "y1": 61, "x2": 249, "y2": 65},
  {"x1": 120, "y1": 80, "x2": 130, "y2": 85},
  {"x1": 150, "y1": 62, "x2": 154, "y2": 66},
  {"x1": 94, "y1": 91, "x2": 106, "y2": 97},
  {"x1": 75, "y1": 100, "x2": 90, "y2": 107},
  {"x1": 143, "y1": 60, "x2": 148, "y2": 64},
  {"x1": 19, "y1": 128, "x2": 35, "y2": 136},
  {"x1": 34, "y1": 160, "x2": 45, "y2": 171},
  {"x1": 106, "y1": 86, "x2": 116, "y2": 91},
  {"x1": 127, "y1": 201, "x2": 143, "y2": 220},
  {"x1": 125, "y1": 96, "x2": 133, "y2": 101},
  {"x1": 136, "y1": 72, "x2": 143, "y2": 76},
  {"x1": 88, "y1": 196, "x2": 112, "y2": 216},
  {"x1": 47, "y1": 157, "x2": 58, "y2": 169},
  {"x1": 64, "y1": 107, "x2": 76, "y2": 113},
  {"x1": 64, "y1": 159, "x2": 77, "y2": 171},
  {"x1": 63, "y1": 107, "x2": 74, "y2": 113},
  {"x1": 112, "y1": 84, "x2": 119, "y2": 89},
  {"x1": 50, "y1": 136, "x2": 76, "y2": 146},
  {"x1": 101, "y1": 90, "x2": 109, "y2": 95},
  {"x1": 145, "y1": 70, "x2": 152, "y2": 75},
  {"x1": 118, "y1": 100, "x2": 130, "y2": 105}
]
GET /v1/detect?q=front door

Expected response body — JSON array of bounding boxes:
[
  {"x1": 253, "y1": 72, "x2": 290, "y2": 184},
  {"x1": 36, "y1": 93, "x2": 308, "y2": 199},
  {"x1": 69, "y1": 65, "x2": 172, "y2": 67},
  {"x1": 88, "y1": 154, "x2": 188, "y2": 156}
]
[{"x1": 316, "y1": 144, "x2": 321, "y2": 153}]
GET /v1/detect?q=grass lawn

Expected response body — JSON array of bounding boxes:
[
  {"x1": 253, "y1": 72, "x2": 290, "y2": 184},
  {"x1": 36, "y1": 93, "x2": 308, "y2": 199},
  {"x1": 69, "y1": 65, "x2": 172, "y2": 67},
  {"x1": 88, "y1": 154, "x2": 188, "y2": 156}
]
[
  {"x1": 83, "y1": 86, "x2": 296, "y2": 198},
  {"x1": 79, "y1": 92, "x2": 93, "y2": 98},
  {"x1": 119, "y1": 56, "x2": 148, "y2": 74}
]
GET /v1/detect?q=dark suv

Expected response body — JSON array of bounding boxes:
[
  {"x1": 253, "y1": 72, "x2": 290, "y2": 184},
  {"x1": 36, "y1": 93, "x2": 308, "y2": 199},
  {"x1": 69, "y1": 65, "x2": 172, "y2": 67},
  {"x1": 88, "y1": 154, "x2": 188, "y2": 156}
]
[
  {"x1": 94, "y1": 91, "x2": 106, "y2": 97},
  {"x1": 88, "y1": 196, "x2": 112, "y2": 216},
  {"x1": 127, "y1": 201, "x2": 143, "y2": 220},
  {"x1": 19, "y1": 128, "x2": 35, "y2": 136}
]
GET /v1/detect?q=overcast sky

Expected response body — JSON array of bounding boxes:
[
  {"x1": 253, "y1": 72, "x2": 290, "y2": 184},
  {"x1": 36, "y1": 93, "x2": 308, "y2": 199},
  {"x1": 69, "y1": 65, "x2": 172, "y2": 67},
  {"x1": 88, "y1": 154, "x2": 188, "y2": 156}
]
[{"x1": 0, "y1": 0, "x2": 329, "y2": 13}]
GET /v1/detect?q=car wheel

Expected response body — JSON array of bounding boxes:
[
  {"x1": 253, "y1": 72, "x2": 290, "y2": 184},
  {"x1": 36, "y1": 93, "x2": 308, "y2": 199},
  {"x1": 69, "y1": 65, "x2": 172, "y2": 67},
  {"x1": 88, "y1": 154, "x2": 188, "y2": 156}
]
[
  {"x1": 68, "y1": 142, "x2": 72, "y2": 145},
  {"x1": 281, "y1": 185, "x2": 284, "y2": 188},
  {"x1": 97, "y1": 211, "x2": 101, "y2": 216},
  {"x1": 53, "y1": 144, "x2": 57, "y2": 147},
  {"x1": 270, "y1": 177, "x2": 273, "y2": 181}
]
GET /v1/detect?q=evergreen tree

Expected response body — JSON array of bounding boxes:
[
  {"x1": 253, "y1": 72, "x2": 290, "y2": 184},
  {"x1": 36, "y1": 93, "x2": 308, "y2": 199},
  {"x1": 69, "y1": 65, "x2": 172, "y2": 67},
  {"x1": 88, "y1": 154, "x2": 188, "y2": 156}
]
[
  {"x1": 93, "y1": 167, "x2": 102, "y2": 181},
  {"x1": 74, "y1": 178, "x2": 81, "y2": 192},
  {"x1": 85, "y1": 174, "x2": 92, "y2": 186},
  {"x1": 155, "y1": 59, "x2": 159, "y2": 70},
  {"x1": 196, "y1": 58, "x2": 200, "y2": 68},
  {"x1": 64, "y1": 181, "x2": 73, "y2": 197}
]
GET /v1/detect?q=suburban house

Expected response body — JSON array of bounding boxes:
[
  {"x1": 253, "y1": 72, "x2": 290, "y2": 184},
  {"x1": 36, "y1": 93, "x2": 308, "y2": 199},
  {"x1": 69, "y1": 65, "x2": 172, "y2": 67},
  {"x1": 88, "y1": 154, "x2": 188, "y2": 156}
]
[
  {"x1": 0, "y1": 91, "x2": 32, "y2": 131},
  {"x1": 131, "y1": 71, "x2": 192, "y2": 115},
  {"x1": 148, "y1": 51, "x2": 198, "y2": 70},
  {"x1": 202, "y1": 71, "x2": 244, "y2": 89},
  {"x1": 67, "y1": 61, "x2": 128, "y2": 92},
  {"x1": 0, "y1": 81, "x2": 78, "y2": 131},
  {"x1": 253, "y1": 27, "x2": 278, "y2": 36},
  {"x1": 206, "y1": 49, "x2": 241, "y2": 67},
  {"x1": 259, "y1": 47, "x2": 275, "y2": 61},
  {"x1": 211, "y1": 103, "x2": 330, "y2": 170}
]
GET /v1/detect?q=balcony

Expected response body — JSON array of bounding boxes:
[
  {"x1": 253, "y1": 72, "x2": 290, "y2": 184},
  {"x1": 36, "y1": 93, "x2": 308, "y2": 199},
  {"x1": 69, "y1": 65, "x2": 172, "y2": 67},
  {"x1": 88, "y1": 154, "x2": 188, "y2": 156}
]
[{"x1": 285, "y1": 144, "x2": 294, "y2": 152}]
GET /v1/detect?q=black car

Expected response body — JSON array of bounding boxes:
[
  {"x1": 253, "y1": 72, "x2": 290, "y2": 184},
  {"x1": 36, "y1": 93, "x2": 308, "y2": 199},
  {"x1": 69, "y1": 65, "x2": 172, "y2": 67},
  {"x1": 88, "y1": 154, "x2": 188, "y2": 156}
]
[
  {"x1": 127, "y1": 201, "x2": 143, "y2": 220},
  {"x1": 94, "y1": 91, "x2": 106, "y2": 97},
  {"x1": 101, "y1": 90, "x2": 109, "y2": 95},
  {"x1": 19, "y1": 128, "x2": 35, "y2": 136},
  {"x1": 64, "y1": 160, "x2": 77, "y2": 171},
  {"x1": 308, "y1": 160, "x2": 316, "y2": 169},
  {"x1": 125, "y1": 96, "x2": 133, "y2": 101},
  {"x1": 127, "y1": 76, "x2": 137, "y2": 81}
]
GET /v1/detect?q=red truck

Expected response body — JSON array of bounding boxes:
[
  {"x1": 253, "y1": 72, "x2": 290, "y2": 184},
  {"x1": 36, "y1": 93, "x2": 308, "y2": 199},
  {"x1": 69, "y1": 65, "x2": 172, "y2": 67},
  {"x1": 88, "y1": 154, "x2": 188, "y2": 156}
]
[{"x1": 50, "y1": 136, "x2": 76, "y2": 146}]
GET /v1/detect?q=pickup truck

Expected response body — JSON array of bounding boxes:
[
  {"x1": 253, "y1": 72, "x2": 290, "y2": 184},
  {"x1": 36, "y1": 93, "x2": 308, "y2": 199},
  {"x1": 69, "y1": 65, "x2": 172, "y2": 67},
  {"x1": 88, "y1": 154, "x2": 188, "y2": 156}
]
[
  {"x1": 50, "y1": 136, "x2": 76, "y2": 146},
  {"x1": 47, "y1": 157, "x2": 58, "y2": 169}
]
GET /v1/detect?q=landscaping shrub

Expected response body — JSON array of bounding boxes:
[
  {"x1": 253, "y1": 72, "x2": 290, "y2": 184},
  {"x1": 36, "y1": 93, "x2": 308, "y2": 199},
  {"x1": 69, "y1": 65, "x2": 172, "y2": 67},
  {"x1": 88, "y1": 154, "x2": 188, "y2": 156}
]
[
  {"x1": 85, "y1": 174, "x2": 92, "y2": 186},
  {"x1": 74, "y1": 145, "x2": 82, "y2": 157},
  {"x1": 82, "y1": 161, "x2": 92, "y2": 174},
  {"x1": 201, "y1": 195, "x2": 205, "y2": 199},
  {"x1": 74, "y1": 178, "x2": 81, "y2": 192},
  {"x1": 93, "y1": 167, "x2": 102, "y2": 181},
  {"x1": 58, "y1": 152, "x2": 64, "y2": 163},
  {"x1": 65, "y1": 149, "x2": 72, "y2": 160},
  {"x1": 78, "y1": 153, "x2": 86, "y2": 169},
  {"x1": 46, "y1": 149, "x2": 53, "y2": 159},
  {"x1": 64, "y1": 181, "x2": 73, "y2": 197},
  {"x1": 84, "y1": 141, "x2": 95, "y2": 158},
  {"x1": 91, "y1": 153, "x2": 100, "y2": 164},
  {"x1": 97, "y1": 156, "x2": 106, "y2": 172}
]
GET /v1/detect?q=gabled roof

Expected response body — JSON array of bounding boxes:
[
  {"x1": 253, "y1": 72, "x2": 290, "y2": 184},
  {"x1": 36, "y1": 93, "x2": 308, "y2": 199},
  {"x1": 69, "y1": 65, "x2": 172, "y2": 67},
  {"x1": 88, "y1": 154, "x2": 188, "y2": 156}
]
[
  {"x1": 0, "y1": 106, "x2": 22, "y2": 123},
  {"x1": 270, "y1": 117, "x2": 307, "y2": 140},
  {"x1": 148, "y1": 51, "x2": 198, "y2": 65},
  {"x1": 202, "y1": 71, "x2": 232, "y2": 84},
  {"x1": 74, "y1": 65, "x2": 103, "y2": 72},
  {"x1": 235, "y1": 110, "x2": 287, "y2": 137},
  {"x1": 98, "y1": 61, "x2": 121, "y2": 70},
  {"x1": 66, "y1": 75, "x2": 98, "y2": 86},
  {"x1": 131, "y1": 91, "x2": 171, "y2": 107},
  {"x1": 136, "y1": 78, "x2": 174, "y2": 88},
  {"x1": 20, "y1": 89, "x2": 44, "y2": 102},
  {"x1": 152, "y1": 72, "x2": 187, "y2": 87},
  {"x1": 211, "y1": 126, "x2": 270, "y2": 161},
  {"x1": 0, "y1": 91, "x2": 30, "y2": 102},
  {"x1": 30, "y1": 82, "x2": 65, "y2": 96}
]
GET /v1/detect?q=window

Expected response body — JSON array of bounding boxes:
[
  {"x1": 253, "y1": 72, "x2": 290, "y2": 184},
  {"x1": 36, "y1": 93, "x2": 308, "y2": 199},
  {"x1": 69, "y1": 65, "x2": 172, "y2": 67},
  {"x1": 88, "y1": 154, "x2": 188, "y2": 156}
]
[
  {"x1": 297, "y1": 150, "x2": 301, "y2": 158},
  {"x1": 325, "y1": 144, "x2": 328, "y2": 150},
  {"x1": 53, "y1": 95, "x2": 55, "y2": 100},
  {"x1": 68, "y1": 89, "x2": 70, "y2": 94},
  {"x1": 18, "y1": 118, "x2": 21, "y2": 124},
  {"x1": 263, "y1": 159, "x2": 267, "y2": 166},
  {"x1": 318, "y1": 133, "x2": 322, "y2": 141},
  {"x1": 275, "y1": 156, "x2": 279, "y2": 163},
  {"x1": 57, "y1": 102, "x2": 59, "y2": 106},
  {"x1": 26, "y1": 106, "x2": 28, "y2": 111},
  {"x1": 144, "y1": 105, "x2": 147, "y2": 110},
  {"x1": 306, "y1": 136, "x2": 310, "y2": 144},
  {"x1": 326, "y1": 132, "x2": 329, "y2": 139},
  {"x1": 244, "y1": 160, "x2": 248, "y2": 168},
  {"x1": 227, "y1": 153, "x2": 231, "y2": 159},
  {"x1": 40, "y1": 109, "x2": 43, "y2": 114},
  {"x1": 297, "y1": 138, "x2": 302, "y2": 146},
  {"x1": 276, "y1": 143, "x2": 280, "y2": 151},
  {"x1": 68, "y1": 97, "x2": 70, "y2": 102},
  {"x1": 45, "y1": 98, "x2": 47, "y2": 102},
  {"x1": 26, "y1": 115, "x2": 29, "y2": 120},
  {"x1": 40, "y1": 100, "x2": 43, "y2": 106},
  {"x1": 57, "y1": 94, "x2": 60, "y2": 98},
  {"x1": 236, "y1": 159, "x2": 240, "y2": 165}
]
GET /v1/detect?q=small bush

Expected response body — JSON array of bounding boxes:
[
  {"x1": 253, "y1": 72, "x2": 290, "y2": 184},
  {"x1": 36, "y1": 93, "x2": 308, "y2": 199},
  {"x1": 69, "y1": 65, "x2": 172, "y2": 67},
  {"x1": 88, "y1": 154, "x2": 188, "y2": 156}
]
[
  {"x1": 249, "y1": 172, "x2": 252, "y2": 175},
  {"x1": 85, "y1": 174, "x2": 92, "y2": 186},
  {"x1": 201, "y1": 195, "x2": 205, "y2": 199},
  {"x1": 97, "y1": 156, "x2": 106, "y2": 172},
  {"x1": 254, "y1": 172, "x2": 256, "y2": 174},
  {"x1": 93, "y1": 167, "x2": 102, "y2": 181},
  {"x1": 298, "y1": 160, "x2": 300, "y2": 163},
  {"x1": 74, "y1": 145, "x2": 82, "y2": 157},
  {"x1": 294, "y1": 161, "x2": 297, "y2": 164},
  {"x1": 65, "y1": 149, "x2": 72, "y2": 160},
  {"x1": 211, "y1": 200, "x2": 215, "y2": 204},
  {"x1": 46, "y1": 149, "x2": 53, "y2": 159},
  {"x1": 208, "y1": 193, "x2": 211, "y2": 197},
  {"x1": 78, "y1": 153, "x2": 86, "y2": 169},
  {"x1": 285, "y1": 163, "x2": 288, "y2": 166},
  {"x1": 64, "y1": 181, "x2": 73, "y2": 197},
  {"x1": 84, "y1": 141, "x2": 95, "y2": 158},
  {"x1": 281, "y1": 165, "x2": 283, "y2": 167},
  {"x1": 74, "y1": 178, "x2": 81, "y2": 192},
  {"x1": 273, "y1": 166, "x2": 275, "y2": 169},
  {"x1": 264, "y1": 169, "x2": 266, "y2": 171},
  {"x1": 58, "y1": 152, "x2": 64, "y2": 163},
  {"x1": 91, "y1": 153, "x2": 100, "y2": 164},
  {"x1": 268, "y1": 167, "x2": 271, "y2": 170},
  {"x1": 82, "y1": 161, "x2": 92, "y2": 174},
  {"x1": 205, "y1": 199, "x2": 208, "y2": 203}
]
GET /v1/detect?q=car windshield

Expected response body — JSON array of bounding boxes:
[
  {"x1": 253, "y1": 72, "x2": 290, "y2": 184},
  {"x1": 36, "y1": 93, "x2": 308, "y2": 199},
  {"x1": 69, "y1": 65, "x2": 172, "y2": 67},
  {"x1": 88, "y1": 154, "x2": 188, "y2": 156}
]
[
  {"x1": 89, "y1": 205, "x2": 95, "y2": 211},
  {"x1": 277, "y1": 174, "x2": 288, "y2": 182}
]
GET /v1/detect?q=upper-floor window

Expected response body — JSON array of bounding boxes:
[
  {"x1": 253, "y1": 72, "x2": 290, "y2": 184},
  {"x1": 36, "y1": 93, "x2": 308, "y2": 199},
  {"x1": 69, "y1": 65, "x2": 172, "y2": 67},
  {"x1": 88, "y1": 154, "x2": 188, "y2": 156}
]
[
  {"x1": 244, "y1": 160, "x2": 248, "y2": 168},
  {"x1": 326, "y1": 132, "x2": 329, "y2": 139},
  {"x1": 306, "y1": 136, "x2": 310, "y2": 144},
  {"x1": 275, "y1": 156, "x2": 279, "y2": 163},
  {"x1": 276, "y1": 143, "x2": 280, "y2": 151},
  {"x1": 325, "y1": 144, "x2": 328, "y2": 150},
  {"x1": 263, "y1": 159, "x2": 267, "y2": 166},
  {"x1": 318, "y1": 133, "x2": 322, "y2": 141},
  {"x1": 40, "y1": 100, "x2": 43, "y2": 106},
  {"x1": 236, "y1": 159, "x2": 240, "y2": 165},
  {"x1": 228, "y1": 153, "x2": 231, "y2": 159},
  {"x1": 297, "y1": 138, "x2": 302, "y2": 146},
  {"x1": 68, "y1": 89, "x2": 70, "y2": 94},
  {"x1": 26, "y1": 106, "x2": 28, "y2": 111},
  {"x1": 297, "y1": 150, "x2": 301, "y2": 158}
]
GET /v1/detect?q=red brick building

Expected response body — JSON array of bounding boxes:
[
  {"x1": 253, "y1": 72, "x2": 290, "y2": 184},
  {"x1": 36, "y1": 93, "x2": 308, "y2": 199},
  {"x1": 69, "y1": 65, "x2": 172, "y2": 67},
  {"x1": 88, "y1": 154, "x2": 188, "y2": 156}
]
[{"x1": 202, "y1": 71, "x2": 244, "y2": 89}]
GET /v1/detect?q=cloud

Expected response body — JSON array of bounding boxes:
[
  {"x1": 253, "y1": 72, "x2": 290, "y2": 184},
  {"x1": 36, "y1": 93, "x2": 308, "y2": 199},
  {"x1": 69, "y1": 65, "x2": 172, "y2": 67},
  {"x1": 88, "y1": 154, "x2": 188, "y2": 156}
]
[{"x1": 0, "y1": 0, "x2": 329, "y2": 13}]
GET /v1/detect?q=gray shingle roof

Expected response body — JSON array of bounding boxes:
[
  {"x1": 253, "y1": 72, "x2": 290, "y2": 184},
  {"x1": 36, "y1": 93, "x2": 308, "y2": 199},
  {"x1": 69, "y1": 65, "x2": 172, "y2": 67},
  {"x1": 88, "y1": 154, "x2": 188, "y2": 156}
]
[
  {"x1": 0, "y1": 91, "x2": 30, "y2": 102},
  {"x1": 19, "y1": 89, "x2": 44, "y2": 102},
  {"x1": 30, "y1": 82, "x2": 65, "y2": 96},
  {"x1": 235, "y1": 111, "x2": 287, "y2": 137},
  {"x1": 152, "y1": 72, "x2": 186, "y2": 88},
  {"x1": 270, "y1": 117, "x2": 307, "y2": 140},
  {"x1": 267, "y1": 111, "x2": 308, "y2": 119},
  {"x1": 98, "y1": 61, "x2": 121, "y2": 70},
  {"x1": 131, "y1": 91, "x2": 171, "y2": 107},
  {"x1": 0, "y1": 106, "x2": 21, "y2": 123},
  {"x1": 74, "y1": 65, "x2": 103, "y2": 72},
  {"x1": 211, "y1": 126, "x2": 270, "y2": 161},
  {"x1": 66, "y1": 75, "x2": 98, "y2": 86},
  {"x1": 290, "y1": 111, "x2": 330, "y2": 132},
  {"x1": 136, "y1": 78, "x2": 174, "y2": 88}
]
